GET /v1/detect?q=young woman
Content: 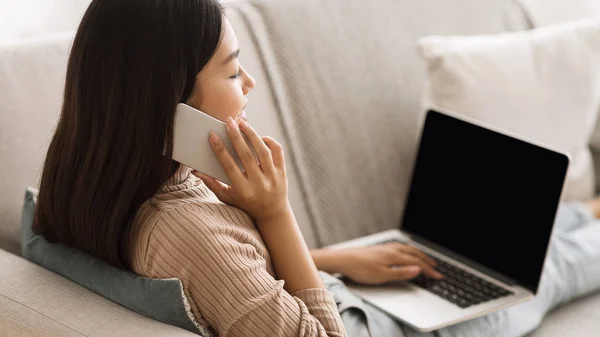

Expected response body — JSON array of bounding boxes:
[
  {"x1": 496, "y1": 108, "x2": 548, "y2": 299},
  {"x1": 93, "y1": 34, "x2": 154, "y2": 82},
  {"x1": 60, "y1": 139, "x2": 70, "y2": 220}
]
[{"x1": 33, "y1": 0, "x2": 600, "y2": 336}]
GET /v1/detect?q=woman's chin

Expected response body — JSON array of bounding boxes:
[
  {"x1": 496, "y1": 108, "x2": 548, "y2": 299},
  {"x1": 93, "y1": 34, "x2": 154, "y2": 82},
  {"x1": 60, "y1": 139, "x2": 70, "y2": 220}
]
[{"x1": 237, "y1": 110, "x2": 248, "y2": 122}]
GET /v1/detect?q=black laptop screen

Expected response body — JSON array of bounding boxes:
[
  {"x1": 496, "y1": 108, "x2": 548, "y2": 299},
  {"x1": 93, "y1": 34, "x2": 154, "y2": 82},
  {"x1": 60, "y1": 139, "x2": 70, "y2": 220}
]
[{"x1": 401, "y1": 110, "x2": 569, "y2": 293}]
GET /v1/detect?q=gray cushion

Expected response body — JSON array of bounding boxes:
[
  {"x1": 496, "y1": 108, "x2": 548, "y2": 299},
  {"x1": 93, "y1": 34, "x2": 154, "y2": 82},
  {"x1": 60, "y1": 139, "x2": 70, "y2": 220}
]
[{"x1": 19, "y1": 187, "x2": 204, "y2": 335}]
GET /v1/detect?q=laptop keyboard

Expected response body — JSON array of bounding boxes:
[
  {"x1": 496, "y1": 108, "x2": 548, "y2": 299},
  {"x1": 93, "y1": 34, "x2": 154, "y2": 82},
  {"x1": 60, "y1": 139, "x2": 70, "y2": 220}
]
[{"x1": 380, "y1": 240, "x2": 514, "y2": 309}]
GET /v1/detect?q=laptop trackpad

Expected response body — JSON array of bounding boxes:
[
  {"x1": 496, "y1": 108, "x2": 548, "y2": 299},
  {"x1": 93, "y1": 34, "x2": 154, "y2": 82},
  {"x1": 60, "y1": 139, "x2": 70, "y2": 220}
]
[{"x1": 345, "y1": 281, "x2": 462, "y2": 331}]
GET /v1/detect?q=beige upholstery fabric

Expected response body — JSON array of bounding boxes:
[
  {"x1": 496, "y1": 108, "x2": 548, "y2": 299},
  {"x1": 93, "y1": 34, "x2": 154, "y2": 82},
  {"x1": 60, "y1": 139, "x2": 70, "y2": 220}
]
[
  {"x1": 235, "y1": 0, "x2": 531, "y2": 247},
  {"x1": 1, "y1": 296, "x2": 85, "y2": 337},
  {"x1": 519, "y1": 0, "x2": 600, "y2": 26},
  {"x1": 0, "y1": 249, "x2": 197, "y2": 337},
  {"x1": 528, "y1": 292, "x2": 600, "y2": 337},
  {"x1": 517, "y1": 1, "x2": 600, "y2": 195},
  {"x1": 0, "y1": 32, "x2": 73, "y2": 255}
]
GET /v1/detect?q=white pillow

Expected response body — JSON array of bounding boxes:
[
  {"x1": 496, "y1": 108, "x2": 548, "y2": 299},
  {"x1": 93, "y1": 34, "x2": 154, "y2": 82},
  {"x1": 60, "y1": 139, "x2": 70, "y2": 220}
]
[
  {"x1": 519, "y1": 0, "x2": 600, "y2": 26},
  {"x1": 417, "y1": 19, "x2": 600, "y2": 202}
]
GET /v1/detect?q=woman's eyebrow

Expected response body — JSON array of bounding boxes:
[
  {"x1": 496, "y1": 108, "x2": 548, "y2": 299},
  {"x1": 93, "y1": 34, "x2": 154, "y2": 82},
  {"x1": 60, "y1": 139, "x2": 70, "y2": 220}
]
[{"x1": 221, "y1": 49, "x2": 240, "y2": 65}]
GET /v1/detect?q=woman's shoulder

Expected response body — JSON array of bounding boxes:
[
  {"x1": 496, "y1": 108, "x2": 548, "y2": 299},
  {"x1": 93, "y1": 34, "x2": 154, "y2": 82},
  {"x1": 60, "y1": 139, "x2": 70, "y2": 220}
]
[
  {"x1": 134, "y1": 193, "x2": 254, "y2": 244},
  {"x1": 129, "y1": 198, "x2": 273, "y2": 279},
  {"x1": 152, "y1": 191, "x2": 256, "y2": 232},
  {"x1": 130, "y1": 191, "x2": 266, "y2": 267}
]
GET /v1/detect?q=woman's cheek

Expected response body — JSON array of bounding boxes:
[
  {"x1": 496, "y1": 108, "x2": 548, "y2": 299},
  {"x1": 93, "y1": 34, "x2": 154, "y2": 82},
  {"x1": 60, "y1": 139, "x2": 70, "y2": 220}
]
[{"x1": 227, "y1": 86, "x2": 246, "y2": 114}]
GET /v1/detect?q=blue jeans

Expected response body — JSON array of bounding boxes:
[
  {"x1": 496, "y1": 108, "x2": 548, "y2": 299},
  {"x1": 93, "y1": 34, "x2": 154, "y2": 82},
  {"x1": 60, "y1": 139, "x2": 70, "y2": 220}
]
[{"x1": 323, "y1": 202, "x2": 600, "y2": 337}]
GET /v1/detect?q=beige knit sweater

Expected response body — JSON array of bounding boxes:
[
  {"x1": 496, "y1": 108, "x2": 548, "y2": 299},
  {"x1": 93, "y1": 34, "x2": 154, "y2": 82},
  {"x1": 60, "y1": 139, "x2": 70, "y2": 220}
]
[{"x1": 127, "y1": 164, "x2": 347, "y2": 337}]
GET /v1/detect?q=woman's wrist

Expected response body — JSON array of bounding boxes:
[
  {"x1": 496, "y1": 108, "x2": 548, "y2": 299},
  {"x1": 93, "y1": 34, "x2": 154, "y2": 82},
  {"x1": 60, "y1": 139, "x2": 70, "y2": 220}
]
[
  {"x1": 253, "y1": 199, "x2": 294, "y2": 229},
  {"x1": 255, "y1": 203, "x2": 325, "y2": 293}
]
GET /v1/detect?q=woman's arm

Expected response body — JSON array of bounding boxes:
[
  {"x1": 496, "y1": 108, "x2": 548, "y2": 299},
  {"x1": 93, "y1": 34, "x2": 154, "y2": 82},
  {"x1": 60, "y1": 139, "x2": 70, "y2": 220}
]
[
  {"x1": 256, "y1": 202, "x2": 325, "y2": 293},
  {"x1": 144, "y1": 207, "x2": 347, "y2": 337},
  {"x1": 309, "y1": 243, "x2": 443, "y2": 285},
  {"x1": 192, "y1": 118, "x2": 346, "y2": 336},
  {"x1": 196, "y1": 118, "x2": 331, "y2": 295},
  {"x1": 310, "y1": 248, "x2": 347, "y2": 275}
]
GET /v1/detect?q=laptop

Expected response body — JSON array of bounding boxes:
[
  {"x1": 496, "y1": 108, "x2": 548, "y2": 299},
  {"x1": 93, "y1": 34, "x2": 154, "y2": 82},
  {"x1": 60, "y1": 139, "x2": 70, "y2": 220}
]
[{"x1": 324, "y1": 108, "x2": 570, "y2": 332}]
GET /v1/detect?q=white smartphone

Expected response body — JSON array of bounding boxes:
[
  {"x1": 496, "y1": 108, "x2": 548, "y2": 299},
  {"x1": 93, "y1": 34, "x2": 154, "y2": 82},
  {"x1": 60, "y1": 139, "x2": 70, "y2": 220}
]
[{"x1": 172, "y1": 103, "x2": 251, "y2": 186}]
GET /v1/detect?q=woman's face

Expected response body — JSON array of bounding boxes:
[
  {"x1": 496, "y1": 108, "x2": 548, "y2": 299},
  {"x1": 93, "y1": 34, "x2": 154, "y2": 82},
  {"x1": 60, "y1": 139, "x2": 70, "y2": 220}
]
[{"x1": 186, "y1": 17, "x2": 255, "y2": 124}]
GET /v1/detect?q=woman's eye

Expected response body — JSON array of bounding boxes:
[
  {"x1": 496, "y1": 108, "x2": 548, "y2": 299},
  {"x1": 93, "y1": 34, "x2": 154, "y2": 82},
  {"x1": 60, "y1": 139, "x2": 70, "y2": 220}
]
[{"x1": 230, "y1": 71, "x2": 241, "y2": 79}]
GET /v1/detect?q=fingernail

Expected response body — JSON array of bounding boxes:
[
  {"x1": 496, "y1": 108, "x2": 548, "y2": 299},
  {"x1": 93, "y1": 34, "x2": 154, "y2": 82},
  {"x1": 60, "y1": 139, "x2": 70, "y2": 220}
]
[
  {"x1": 209, "y1": 131, "x2": 219, "y2": 145},
  {"x1": 239, "y1": 119, "x2": 249, "y2": 130},
  {"x1": 407, "y1": 266, "x2": 421, "y2": 273},
  {"x1": 227, "y1": 117, "x2": 236, "y2": 130}
]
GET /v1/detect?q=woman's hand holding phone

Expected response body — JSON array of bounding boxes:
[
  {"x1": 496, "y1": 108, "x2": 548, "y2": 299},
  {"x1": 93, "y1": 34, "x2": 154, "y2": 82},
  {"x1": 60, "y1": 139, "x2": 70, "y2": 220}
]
[
  {"x1": 195, "y1": 117, "x2": 327, "y2": 293},
  {"x1": 192, "y1": 117, "x2": 292, "y2": 226}
]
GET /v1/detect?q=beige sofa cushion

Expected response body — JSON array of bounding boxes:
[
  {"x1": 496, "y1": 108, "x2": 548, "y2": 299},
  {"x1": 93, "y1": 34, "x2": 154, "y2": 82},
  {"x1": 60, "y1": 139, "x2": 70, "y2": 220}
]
[
  {"x1": 417, "y1": 19, "x2": 600, "y2": 202},
  {"x1": 237, "y1": 0, "x2": 530, "y2": 246},
  {"x1": 0, "y1": 33, "x2": 72, "y2": 255},
  {"x1": 518, "y1": 0, "x2": 600, "y2": 195},
  {"x1": 0, "y1": 0, "x2": 90, "y2": 43},
  {"x1": 528, "y1": 291, "x2": 600, "y2": 337},
  {"x1": 0, "y1": 249, "x2": 197, "y2": 337},
  {"x1": 519, "y1": 0, "x2": 600, "y2": 26}
]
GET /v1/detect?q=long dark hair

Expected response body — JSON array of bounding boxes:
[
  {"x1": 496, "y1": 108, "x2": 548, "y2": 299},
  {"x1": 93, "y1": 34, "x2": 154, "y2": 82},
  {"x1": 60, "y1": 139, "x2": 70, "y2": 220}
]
[{"x1": 33, "y1": 0, "x2": 223, "y2": 269}]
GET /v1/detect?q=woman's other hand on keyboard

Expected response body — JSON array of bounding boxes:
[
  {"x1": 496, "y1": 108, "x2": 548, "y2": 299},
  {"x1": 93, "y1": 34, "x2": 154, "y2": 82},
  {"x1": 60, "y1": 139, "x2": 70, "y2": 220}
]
[{"x1": 336, "y1": 242, "x2": 444, "y2": 285}]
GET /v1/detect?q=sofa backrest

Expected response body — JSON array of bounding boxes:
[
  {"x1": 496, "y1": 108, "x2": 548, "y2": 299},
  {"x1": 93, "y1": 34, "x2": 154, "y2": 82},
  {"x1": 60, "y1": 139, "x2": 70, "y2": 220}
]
[
  {"x1": 229, "y1": 0, "x2": 532, "y2": 247},
  {"x1": 0, "y1": 0, "x2": 535, "y2": 255},
  {"x1": 0, "y1": 33, "x2": 74, "y2": 254},
  {"x1": 0, "y1": 4, "x2": 318, "y2": 254},
  {"x1": 0, "y1": 0, "x2": 89, "y2": 44}
]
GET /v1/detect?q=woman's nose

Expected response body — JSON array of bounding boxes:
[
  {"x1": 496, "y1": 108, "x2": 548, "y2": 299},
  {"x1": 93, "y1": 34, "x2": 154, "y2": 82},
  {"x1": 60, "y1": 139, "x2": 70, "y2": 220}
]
[{"x1": 243, "y1": 73, "x2": 256, "y2": 95}]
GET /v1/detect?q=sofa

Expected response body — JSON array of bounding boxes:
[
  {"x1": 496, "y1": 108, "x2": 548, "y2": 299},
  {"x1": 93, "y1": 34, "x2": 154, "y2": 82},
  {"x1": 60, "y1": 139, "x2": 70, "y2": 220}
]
[{"x1": 1, "y1": 0, "x2": 599, "y2": 336}]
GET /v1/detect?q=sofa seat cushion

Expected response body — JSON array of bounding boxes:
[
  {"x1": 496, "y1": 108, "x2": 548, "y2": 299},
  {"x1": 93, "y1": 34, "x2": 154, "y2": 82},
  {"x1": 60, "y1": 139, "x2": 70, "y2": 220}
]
[
  {"x1": 528, "y1": 291, "x2": 600, "y2": 337},
  {"x1": 0, "y1": 248, "x2": 197, "y2": 337}
]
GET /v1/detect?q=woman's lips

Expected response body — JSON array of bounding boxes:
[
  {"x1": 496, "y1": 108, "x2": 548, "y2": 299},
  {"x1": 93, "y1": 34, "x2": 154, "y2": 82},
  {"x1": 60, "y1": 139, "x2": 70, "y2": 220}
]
[{"x1": 239, "y1": 110, "x2": 248, "y2": 122}]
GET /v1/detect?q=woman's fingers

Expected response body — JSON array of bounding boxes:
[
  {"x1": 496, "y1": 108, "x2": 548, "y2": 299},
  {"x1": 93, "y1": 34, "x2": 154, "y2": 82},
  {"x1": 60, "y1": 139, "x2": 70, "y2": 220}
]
[
  {"x1": 238, "y1": 120, "x2": 275, "y2": 174},
  {"x1": 191, "y1": 171, "x2": 234, "y2": 205},
  {"x1": 225, "y1": 117, "x2": 260, "y2": 178},
  {"x1": 387, "y1": 265, "x2": 422, "y2": 281},
  {"x1": 394, "y1": 253, "x2": 444, "y2": 279},
  {"x1": 208, "y1": 130, "x2": 246, "y2": 185},
  {"x1": 261, "y1": 136, "x2": 285, "y2": 170},
  {"x1": 398, "y1": 244, "x2": 437, "y2": 267}
]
